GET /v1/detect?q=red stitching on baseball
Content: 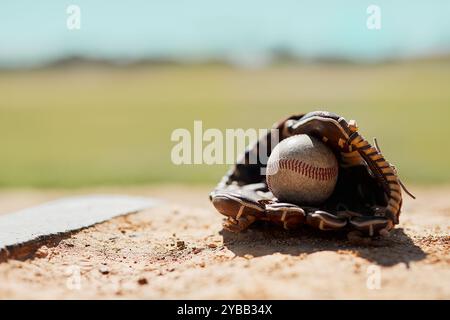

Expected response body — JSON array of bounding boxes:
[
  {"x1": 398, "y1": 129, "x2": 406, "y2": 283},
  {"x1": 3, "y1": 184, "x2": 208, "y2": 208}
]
[{"x1": 268, "y1": 158, "x2": 338, "y2": 181}]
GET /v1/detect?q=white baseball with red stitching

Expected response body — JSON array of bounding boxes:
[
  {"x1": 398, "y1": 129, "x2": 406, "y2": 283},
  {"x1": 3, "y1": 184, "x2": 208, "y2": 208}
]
[{"x1": 266, "y1": 134, "x2": 338, "y2": 205}]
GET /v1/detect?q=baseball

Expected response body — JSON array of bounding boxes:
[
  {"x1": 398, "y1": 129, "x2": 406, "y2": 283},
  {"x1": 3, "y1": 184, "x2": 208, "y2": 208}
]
[{"x1": 266, "y1": 134, "x2": 339, "y2": 205}]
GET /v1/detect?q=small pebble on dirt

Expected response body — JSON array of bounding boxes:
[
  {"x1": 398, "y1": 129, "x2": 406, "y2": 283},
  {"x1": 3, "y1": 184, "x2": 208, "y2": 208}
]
[
  {"x1": 99, "y1": 266, "x2": 110, "y2": 275},
  {"x1": 176, "y1": 240, "x2": 186, "y2": 249},
  {"x1": 137, "y1": 277, "x2": 148, "y2": 285},
  {"x1": 208, "y1": 243, "x2": 218, "y2": 249}
]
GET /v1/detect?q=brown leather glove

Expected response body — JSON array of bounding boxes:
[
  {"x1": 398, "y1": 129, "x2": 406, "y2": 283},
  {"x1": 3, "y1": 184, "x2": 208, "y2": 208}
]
[{"x1": 210, "y1": 111, "x2": 412, "y2": 237}]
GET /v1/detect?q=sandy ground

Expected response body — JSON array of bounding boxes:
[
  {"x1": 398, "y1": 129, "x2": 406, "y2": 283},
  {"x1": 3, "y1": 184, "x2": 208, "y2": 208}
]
[{"x1": 0, "y1": 185, "x2": 448, "y2": 299}]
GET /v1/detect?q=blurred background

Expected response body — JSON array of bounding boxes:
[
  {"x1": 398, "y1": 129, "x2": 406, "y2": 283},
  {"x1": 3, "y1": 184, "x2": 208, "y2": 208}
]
[{"x1": 0, "y1": 0, "x2": 449, "y2": 188}]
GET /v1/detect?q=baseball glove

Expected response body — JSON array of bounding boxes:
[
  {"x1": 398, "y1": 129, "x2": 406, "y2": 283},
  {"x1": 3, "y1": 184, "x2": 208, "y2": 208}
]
[{"x1": 210, "y1": 111, "x2": 414, "y2": 237}]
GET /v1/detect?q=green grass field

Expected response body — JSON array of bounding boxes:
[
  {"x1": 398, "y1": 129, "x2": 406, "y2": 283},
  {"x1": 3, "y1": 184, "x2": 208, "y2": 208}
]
[{"x1": 1, "y1": 59, "x2": 449, "y2": 188}]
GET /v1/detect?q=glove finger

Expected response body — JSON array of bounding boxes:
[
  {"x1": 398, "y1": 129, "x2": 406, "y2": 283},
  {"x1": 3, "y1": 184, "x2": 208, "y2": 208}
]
[
  {"x1": 349, "y1": 216, "x2": 391, "y2": 237},
  {"x1": 305, "y1": 210, "x2": 347, "y2": 231},
  {"x1": 222, "y1": 215, "x2": 257, "y2": 233},
  {"x1": 266, "y1": 203, "x2": 306, "y2": 229},
  {"x1": 210, "y1": 191, "x2": 266, "y2": 220}
]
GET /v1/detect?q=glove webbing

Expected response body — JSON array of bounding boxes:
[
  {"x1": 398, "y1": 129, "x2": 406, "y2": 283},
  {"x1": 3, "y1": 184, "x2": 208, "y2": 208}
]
[{"x1": 348, "y1": 132, "x2": 402, "y2": 224}]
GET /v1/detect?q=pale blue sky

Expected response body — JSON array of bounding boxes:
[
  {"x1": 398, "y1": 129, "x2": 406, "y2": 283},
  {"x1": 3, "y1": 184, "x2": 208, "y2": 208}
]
[{"x1": 0, "y1": 0, "x2": 449, "y2": 67}]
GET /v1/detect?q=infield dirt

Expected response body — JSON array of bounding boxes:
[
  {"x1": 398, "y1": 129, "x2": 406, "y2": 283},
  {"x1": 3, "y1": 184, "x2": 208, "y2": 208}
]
[{"x1": 0, "y1": 185, "x2": 448, "y2": 299}]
